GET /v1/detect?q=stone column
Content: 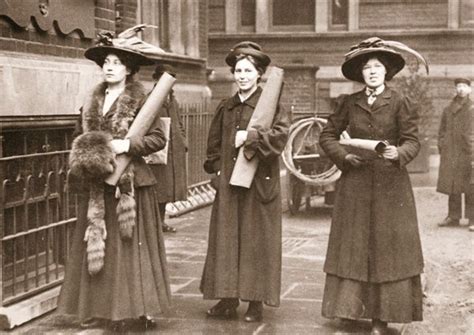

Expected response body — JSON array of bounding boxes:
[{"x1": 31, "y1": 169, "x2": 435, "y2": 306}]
[
  {"x1": 448, "y1": 0, "x2": 460, "y2": 29},
  {"x1": 185, "y1": 0, "x2": 199, "y2": 57},
  {"x1": 315, "y1": 0, "x2": 328, "y2": 33},
  {"x1": 348, "y1": 0, "x2": 359, "y2": 31},
  {"x1": 225, "y1": 0, "x2": 239, "y2": 33},
  {"x1": 256, "y1": 0, "x2": 270, "y2": 33},
  {"x1": 168, "y1": 0, "x2": 185, "y2": 54}
]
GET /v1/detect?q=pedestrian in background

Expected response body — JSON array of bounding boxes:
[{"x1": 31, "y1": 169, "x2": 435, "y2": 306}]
[
  {"x1": 437, "y1": 78, "x2": 474, "y2": 231},
  {"x1": 200, "y1": 41, "x2": 289, "y2": 322},
  {"x1": 319, "y1": 37, "x2": 425, "y2": 334},
  {"x1": 148, "y1": 64, "x2": 188, "y2": 233},
  {"x1": 58, "y1": 34, "x2": 171, "y2": 331}
]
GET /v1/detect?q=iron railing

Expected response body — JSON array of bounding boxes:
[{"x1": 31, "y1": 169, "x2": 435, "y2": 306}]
[{"x1": 0, "y1": 100, "x2": 215, "y2": 304}]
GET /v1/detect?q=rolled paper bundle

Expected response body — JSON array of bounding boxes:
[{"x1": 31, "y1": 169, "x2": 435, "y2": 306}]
[
  {"x1": 339, "y1": 138, "x2": 388, "y2": 154},
  {"x1": 105, "y1": 72, "x2": 176, "y2": 186},
  {"x1": 229, "y1": 66, "x2": 284, "y2": 188}
]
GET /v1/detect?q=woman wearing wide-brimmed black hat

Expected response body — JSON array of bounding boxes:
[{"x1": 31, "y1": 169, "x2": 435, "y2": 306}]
[
  {"x1": 200, "y1": 41, "x2": 289, "y2": 322},
  {"x1": 319, "y1": 37, "x2": 428, "y2": 334},
  {"x1": 57, "y1": 28, "x2": 171, "y2": 331}
]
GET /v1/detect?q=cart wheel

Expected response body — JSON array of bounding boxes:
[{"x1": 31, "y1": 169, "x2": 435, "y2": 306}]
[{"x1": 287, "y1": 174, "x2": 304, "y2": 215}]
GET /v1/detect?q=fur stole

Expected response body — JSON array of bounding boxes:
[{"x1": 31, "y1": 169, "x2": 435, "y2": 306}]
[{"x1": 70, "y1": 80, "x2": 146, "y2": 275}]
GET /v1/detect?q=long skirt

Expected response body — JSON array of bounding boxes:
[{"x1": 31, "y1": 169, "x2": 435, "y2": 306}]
[
  {"x1": 57, "y1": 184, "x2": 171, "y2": 321},
  {"x1": 322, "y1": 274, "x2": 423, "y2": 323}
]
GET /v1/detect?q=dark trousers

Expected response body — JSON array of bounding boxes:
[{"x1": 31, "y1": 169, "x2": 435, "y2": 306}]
[{"x1": 448, "y1": 193, "x2": 474, "y2": 221}]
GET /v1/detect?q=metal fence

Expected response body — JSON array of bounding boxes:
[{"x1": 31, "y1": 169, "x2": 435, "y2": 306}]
[{"x1": 0, "y1": 100, "x2": 214, "y2": 305}]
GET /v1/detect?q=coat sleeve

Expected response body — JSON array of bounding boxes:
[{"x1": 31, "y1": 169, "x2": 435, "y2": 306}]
[
  {"x1": 396, "y1": 96, "x2": 421, "y2": 167},
  {"x1": 438, "y1": 108, "x2": 447, "y2": 154},
  {"x1": 319, "y1": 96, "x2": 350, "y2": 170},
  {"x1": 127, "y1": 97, "x2": 167, "y2": 157},
  {"x1": 172, "y1": 98, "x2": 188, "y2": 151},
  {"x1": 203, "y1": 100, "x2": 225, "y2": 174},
  {"x1": 242, "y1": 103, "x2": 290, "y2": 162}
]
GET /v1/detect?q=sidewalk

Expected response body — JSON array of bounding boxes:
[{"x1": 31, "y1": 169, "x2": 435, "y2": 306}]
[{"x1": 14, "y1": 155, "x2": 473, "y2": 334}]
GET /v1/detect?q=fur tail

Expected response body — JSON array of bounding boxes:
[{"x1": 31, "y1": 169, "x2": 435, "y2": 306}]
[
  {"x1": 84, "y1": 186, "x2": 107, "y2": 275},
  {"x1": 84, "y1": 222, "x2": 106, "y2": 275},
  {"x1": 117, "y1": 193, "x2": 136, "y2": 239}
]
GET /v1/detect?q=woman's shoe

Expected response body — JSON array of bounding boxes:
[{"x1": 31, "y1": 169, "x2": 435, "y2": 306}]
[
  {"x1": 139, "y1": 315, "x2": 157, "y2": 330},
  {"x1": 80, "y1": 318, "x2": 104, "y2": 329},
  {"x1": 371, "y1": 319, "x2": 388, "y2": 335},
  {"x1": 206, "y1": 298, "x2": 239, "y2": 318},
  {"x1": 162, "y1": 223, "x2": 177, "y2": 233},
  {"x1": 244, "y1": 301, "x2": 263, "y2": 322}
]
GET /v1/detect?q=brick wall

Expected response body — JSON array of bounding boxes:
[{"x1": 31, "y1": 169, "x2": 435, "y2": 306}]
[{"x1": 359, "y1": 0, "x2": 448, "y2": 29}]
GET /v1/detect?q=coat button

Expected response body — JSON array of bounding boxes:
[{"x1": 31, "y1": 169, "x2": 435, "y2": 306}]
[{"x1": 233, "y1": 157, "x2": 236, "y2": 161}]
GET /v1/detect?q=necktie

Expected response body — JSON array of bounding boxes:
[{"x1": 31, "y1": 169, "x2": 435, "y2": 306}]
[{"x1": 366, "y1": 88, "x2": 377, "y2": 105}]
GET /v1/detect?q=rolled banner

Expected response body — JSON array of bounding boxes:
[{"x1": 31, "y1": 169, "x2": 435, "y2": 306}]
[
  {"x1": 229, "y1": 66, "x2": 284, "y2": 188},
  {"x1": 105, "y1": 72, "x2": 176, "y2": 186}
]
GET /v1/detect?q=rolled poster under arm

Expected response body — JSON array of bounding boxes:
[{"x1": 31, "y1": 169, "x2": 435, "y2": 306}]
[
  {"x1": 105, "y1": 72, "x2": 176, "y2": 186},
  {"x1": 229, "y1": 66, "x2": 284, "y2": 188}
]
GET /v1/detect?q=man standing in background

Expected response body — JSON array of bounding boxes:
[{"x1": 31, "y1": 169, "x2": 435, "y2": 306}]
[{"x1": 437, "y1": 78, "x2": 474, "y2": 231}]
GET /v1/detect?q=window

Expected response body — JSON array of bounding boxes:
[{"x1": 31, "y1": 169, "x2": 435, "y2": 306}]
[
  {"x1": 241, "y1": 0, "x2": 256, "y2": 27},
  {"x1": 460, "y1": 0, "x2": 474, "y2": 27},
  {"x1": 330, "y1": 0, "x2": 348, "y2": 29},
  {"x1": 272, "y1": 0, "x2": 315, "y2": 30}
]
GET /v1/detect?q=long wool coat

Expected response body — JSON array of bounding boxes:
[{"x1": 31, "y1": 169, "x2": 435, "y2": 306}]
[
  {"x1": 319, "y1": 87, "x2": 424, "y2": 283},
  {"x1": 58, "y1": 80, "x2": 171, "y2": 321},
  {"x1": 437, "y1": 96, "x2": 473, "y2": 195},
  {"x1": 200, "y1": 87, "x2": 289, "y2": 306},
  {"x1": 149, "y1": 93, "x2": 188, "y2": 203}
]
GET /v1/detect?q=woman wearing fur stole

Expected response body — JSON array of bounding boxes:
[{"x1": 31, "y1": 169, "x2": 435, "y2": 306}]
[{"x1": 57, "y1": 33, "x2": 171, "y2": 331}]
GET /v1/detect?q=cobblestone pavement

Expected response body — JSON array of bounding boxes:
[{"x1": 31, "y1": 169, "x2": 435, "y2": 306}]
[{"x1": 14, "y1": 192, "x2": 410, "y2": 334}]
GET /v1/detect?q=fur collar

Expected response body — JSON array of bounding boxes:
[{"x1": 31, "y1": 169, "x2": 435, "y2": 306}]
[{"x1": 82, "y1": 80, "x2": 146, "y2": 138}]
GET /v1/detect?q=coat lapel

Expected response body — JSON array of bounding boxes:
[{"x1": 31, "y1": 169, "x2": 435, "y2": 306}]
[
  {"x1": 354, "y1": 91, "x2": 371, "y2": 113},
  {"x1": 371, "y1": 87, "x2": 392, "y2": 112}
]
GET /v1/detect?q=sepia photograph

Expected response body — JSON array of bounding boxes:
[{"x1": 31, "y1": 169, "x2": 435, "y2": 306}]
[{"x1": 0, "y1": 0, "x2": 472, "y2": 334}]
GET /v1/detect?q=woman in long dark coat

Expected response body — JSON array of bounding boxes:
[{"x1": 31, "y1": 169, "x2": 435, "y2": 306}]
[
  {"x1": 148, "y1": 64, "x2": 188, "y2": 233},
  {"x1": 58, "y1": 36, "x2": 171, "y2": 330},
  {"x1": 319, "y1": 37, "x2": 425, "y2": 334},
  {"x1": 200, "y1": 41, "x2": 289, "y2": 322}
]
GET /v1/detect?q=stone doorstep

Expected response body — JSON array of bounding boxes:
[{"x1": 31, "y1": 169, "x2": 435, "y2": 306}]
[{"x1": 0, "y1": 286, "x2": 60, "y2": 330}]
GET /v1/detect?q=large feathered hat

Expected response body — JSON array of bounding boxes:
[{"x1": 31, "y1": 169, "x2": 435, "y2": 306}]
[
  {"x1": 85, "y1": 24, "x2": 165, "y2": 66},
  {"x1": 225, "y1": 41, "x2": 271, "y2": 68},
  {"x1": 341, "y1": 37, "x2": 429, "y2": 83}
]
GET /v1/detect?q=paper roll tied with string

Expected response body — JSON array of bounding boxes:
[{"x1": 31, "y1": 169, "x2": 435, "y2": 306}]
[
  {"x1": 229, "y1": 66, "x2": 284, "y2": 188},
  {"x1": 105, "y1": 72, "x2": 176, "y2": 186}
]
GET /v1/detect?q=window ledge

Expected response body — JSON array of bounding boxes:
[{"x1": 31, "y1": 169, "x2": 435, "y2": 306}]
[{"x1": 209, "y1": 28, "x2": 474, "y2": 39}]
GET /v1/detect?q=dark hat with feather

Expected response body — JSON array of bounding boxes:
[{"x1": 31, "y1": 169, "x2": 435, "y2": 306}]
[
  {"x1": 341, "y1": 37, "x2": 429, "y2": 83},
  {"x1": 225, "y1": 41, "x2": 271, "y2": 68},
  {"x1": 85, "y1": 24, "x2": 165, "y2": 67}
]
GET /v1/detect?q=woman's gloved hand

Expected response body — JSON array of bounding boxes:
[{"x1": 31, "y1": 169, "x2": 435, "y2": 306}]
[
  {"x1": 382, "y1": 145, "x2": 399, "y2": 160},
  {"x1": 110, "y1": 139, "x2": 130, "y2": 154},
  {"x1": 344, "y1": 153, "x2": 366, "y2": 167},
  {"x1": 235, "y1": 130, "x2": 248, "y2": 148}
]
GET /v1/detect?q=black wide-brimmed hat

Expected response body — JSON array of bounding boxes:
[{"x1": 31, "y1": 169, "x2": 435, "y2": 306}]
[
  {"x1": 85, "y1": 25, "x2": 165, "y2": 67},
  {"x1": 225, "y1": 41, "x2": 271, "y2": 68},
  {"x1": 341, "y1": 37, "x2": 406, "y2": 83}
]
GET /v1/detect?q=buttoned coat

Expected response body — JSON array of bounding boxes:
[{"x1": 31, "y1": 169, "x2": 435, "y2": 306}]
[
  {"x1": 437, "y1": 96, "x2": 473, "y2": 195},
  {"x1": 200, "y1": 87, "x2": 289, "y2": 306},
  {"x1": 149, "y1": 93, "x2": 188, "y2": 202},
  {"x1": 319, "y1": 87, "x2": 424, "y2": 283}
]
